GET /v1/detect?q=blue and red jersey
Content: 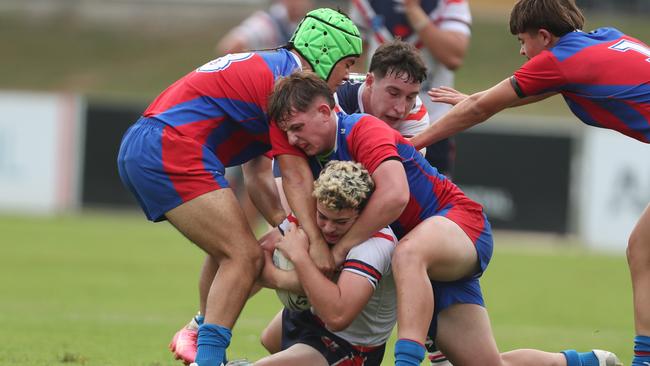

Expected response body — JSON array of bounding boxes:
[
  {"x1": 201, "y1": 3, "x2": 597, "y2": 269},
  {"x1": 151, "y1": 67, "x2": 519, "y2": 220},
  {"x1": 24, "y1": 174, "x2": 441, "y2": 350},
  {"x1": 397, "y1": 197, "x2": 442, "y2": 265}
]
[
  {"x1": 512, "y1": 28, "x2": 650, "y2": 143},
  {"x1": 273, "y1": 112, "x2": 486, "y2": 240},
  {"x1": 143, "y1": 49, "x2": 300, "y2": 167}
]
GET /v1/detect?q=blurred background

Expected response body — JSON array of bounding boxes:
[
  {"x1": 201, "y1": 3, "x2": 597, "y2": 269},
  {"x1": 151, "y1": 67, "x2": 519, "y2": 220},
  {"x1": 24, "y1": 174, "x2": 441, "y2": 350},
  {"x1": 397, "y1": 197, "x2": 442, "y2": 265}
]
[{"x1": 0, "y1": 0, "x2": 649, "y2": 365}]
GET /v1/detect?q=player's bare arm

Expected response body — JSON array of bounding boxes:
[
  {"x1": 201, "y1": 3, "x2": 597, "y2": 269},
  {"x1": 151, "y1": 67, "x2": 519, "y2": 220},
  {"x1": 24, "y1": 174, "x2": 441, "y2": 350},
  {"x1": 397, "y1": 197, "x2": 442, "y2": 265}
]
[
  {"x1": 331, "y1": 159, "x2": 408, "y2": 266},
  {"x1": 403, "y1": 0, "x2": 468, "y2": 70},
  {"x1": 258, "y1": 248, "x2": 305, "y2": 294},
  {"x1": 277, "y1": 154, "x2": 335, "y2": 274},
  {"x1": 411, "y1": 78, "x2": 520, "y2": 150},
  {"x1": 428, "y1": 86, "x2": 554, "y2": 108},
  {"x1": 277, "y1": 222, "x2": 373, "y2": 331},
  {"x1": 242, "y1": 155, "x2": 287, "y2": 227}
]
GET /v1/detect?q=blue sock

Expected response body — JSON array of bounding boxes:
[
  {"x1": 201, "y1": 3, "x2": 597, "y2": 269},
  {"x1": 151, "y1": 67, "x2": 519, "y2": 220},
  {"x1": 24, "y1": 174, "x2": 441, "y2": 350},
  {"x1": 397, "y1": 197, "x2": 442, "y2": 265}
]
[
  {"x1": 395, "y1": 339, "x2": 425, "y2": 366},
  {"x1": 633, "y1": 335, "x2": 650, "y2": 366},
  {"x1": 195, "y1": 323, "x2": 231, "y2": 366},
  {"x1": 563, "y1": 350, "x2": 613, "y2": 366},
  {"x1": 563, "y1": 350, "x2": 580, "y2": 366}
]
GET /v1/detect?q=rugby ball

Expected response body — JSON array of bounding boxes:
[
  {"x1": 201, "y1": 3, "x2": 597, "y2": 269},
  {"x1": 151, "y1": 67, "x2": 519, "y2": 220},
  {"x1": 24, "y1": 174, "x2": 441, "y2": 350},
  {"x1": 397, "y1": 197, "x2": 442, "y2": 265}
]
[{"x1": 272, "y1": 249, "x2": 311, "y2": 311}]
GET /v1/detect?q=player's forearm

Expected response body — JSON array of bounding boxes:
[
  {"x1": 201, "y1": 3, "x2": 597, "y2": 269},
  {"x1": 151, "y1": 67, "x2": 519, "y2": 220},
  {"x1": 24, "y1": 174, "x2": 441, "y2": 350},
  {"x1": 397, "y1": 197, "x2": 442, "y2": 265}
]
[
  {"x1": 278, "y1": 155, "x2": 327, "y2": 250},
  {"x1": 243, "y1": 157, "x2": 287, "y2": 226},
  {"x1": 291, "y1": 254, "x2": 348, "y2": 327},
  {"x1": 258, "y1": 260, "x2": 305, "y2": 294},
  {"x1": 404, "y1": 4, "x2": 468, "y2": 70},
  {"x1": 333, "y1": 162, "x2": 408, "y2": 262},
  {"x1": 411, "y1": 93, "x2": 489, "y2": 149}
]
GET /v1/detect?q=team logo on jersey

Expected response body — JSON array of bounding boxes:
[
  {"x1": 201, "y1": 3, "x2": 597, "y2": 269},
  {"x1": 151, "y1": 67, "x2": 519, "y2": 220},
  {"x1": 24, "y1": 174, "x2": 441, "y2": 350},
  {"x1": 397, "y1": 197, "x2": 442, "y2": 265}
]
[{"x1": 197, "y1": 53, "x2": 254, "y2": 72}]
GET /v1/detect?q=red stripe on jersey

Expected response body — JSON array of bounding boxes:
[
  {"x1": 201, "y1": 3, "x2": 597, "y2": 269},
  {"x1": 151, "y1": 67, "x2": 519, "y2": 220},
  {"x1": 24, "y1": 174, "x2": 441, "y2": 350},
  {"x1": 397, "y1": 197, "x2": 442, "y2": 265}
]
[
  {"x1": 161, "y1": 126, "x2": 223, "y2": 201},
  {"x1": 405, "y1": 103, "x2": 428, "y2": 122},
  {"x1": 344, "y1": 260, "x2": 382, "y2": 280},
  {"x1": 287, "y1": 214, "x2": 299, "y2": 224},
  {"x1": 371, "y1": 231, "x2": 395, "y2": 243},
  {"x1": 566, "y1": 93, "x2": 648, "y2": 142},
  {"x1": 635, "y1": 351, "x2": 650, "y2": 356},
  {"x1": 444, "y1": 0, "x2": 466, "y2": 4}
]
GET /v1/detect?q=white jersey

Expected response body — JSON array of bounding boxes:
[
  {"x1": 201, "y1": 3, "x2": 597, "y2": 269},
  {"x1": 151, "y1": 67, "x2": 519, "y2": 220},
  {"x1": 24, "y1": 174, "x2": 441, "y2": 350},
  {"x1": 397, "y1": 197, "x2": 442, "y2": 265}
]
[
  {"x1": 223, "y1": 3, "x2": 297, "y2": 50},
  {"x1": 349, "y1": 0, "x2": 471, "y2": 120},
  {"x1": 332, "y1": 227, "x2": 397, "y2": 346},
  {"x1": 334, "y1": 78, "x2": 429, "y2": 137},
  {"x1": 278, "y1": 218, "x2": 398, "y2": 346}
]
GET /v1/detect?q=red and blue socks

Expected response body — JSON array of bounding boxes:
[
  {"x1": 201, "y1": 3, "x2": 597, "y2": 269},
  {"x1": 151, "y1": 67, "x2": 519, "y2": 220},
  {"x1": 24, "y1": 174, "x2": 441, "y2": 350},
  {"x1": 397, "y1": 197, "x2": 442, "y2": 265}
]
[{"x1": 633, "y1": 335, "x2": 650, "y2": 366}]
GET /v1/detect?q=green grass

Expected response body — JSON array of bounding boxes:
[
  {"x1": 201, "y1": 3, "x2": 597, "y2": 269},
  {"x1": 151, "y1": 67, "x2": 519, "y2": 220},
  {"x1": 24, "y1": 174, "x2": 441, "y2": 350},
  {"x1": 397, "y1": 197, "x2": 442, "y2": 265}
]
[{"x1": 0, "y1": 212, "x2": 633, "y2": 365}]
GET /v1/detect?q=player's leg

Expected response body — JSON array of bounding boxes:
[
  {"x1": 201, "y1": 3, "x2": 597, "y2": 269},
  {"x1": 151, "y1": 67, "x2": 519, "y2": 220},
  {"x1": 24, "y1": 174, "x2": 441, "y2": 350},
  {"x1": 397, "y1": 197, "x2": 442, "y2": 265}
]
[
  {"x1": 166, "y1": 188, "x2": 264, "y2": 366},
  {"x1": 392, "y1": 216, "x2": 479, "y2": 366},
  {"x1": 254, "y1": 343, "x2": 328, "y2": 366},
  {"x1": 260, "y1": 310, "x2": 283, "y2": 354},
  {"x1": 628, "y1": 203, "x2": 650, "y2": 366}
]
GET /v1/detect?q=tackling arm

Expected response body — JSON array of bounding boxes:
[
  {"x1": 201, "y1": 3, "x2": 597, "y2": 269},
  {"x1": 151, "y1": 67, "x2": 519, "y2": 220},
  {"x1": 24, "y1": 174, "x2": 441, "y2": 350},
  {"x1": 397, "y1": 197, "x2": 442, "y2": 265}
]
[
  {"x1": 410, "y1": 78, "x2": 521, "y2": 150},
  {"x1": 277, "y1": 154, "x2": 335, "y2": 274},
  {"x1": 331, "y1": 159, "x2": 409, "y2": 266},
  {"x1": 278, "y1": 223, "x2": 374, "y2": 331},
  {"x1": 242, "y1": 155, "x2": 287, "y2": 227}
]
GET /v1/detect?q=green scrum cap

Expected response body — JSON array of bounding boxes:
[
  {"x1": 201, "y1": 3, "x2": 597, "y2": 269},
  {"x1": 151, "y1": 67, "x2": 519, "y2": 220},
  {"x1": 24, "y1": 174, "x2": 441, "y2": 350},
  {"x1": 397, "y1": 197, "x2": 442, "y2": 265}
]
[{"x1": 289, "y1": 8, "x2": 362, "y2": 81}]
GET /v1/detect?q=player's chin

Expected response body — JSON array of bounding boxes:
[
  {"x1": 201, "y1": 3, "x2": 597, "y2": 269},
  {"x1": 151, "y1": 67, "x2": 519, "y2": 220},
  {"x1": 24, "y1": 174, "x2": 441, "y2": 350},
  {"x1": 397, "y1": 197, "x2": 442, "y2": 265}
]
[{"x1": 324, "y1": 234, "x2": 340, "y2": 243}]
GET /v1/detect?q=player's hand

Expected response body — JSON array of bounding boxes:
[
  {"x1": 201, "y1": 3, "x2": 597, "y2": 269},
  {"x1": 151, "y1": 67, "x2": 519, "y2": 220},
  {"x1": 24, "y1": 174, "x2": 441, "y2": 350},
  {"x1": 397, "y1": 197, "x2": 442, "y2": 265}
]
[
  {"x1": 258, "y1": 249, "x2": 279, "y2": 288},
  {"x1": 276, "y1": 222, "x2": 309, "y2": 262},
  {"x1": 308, "y1": 237, "x2": 335, "y2": 276},
  {"x1": 428, "y1": 86, "x2": 468, "y2": 106},
  {"x1": 259, "y1": 227, "x2": 282, "y2": 252}
]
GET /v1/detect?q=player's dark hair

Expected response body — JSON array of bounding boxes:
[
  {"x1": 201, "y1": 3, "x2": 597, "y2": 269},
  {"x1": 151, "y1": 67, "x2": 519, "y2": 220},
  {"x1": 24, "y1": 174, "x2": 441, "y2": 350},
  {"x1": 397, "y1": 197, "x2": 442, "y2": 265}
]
[
  {"x1": 369, "y1": 39, "x2": 427, "y2": 84},
  {"x1": 509, "y1": 0, "x2": 584, "y2": 37},
  {"x1": 268, "y1": 71, "x2": 336, "y2": 126}
]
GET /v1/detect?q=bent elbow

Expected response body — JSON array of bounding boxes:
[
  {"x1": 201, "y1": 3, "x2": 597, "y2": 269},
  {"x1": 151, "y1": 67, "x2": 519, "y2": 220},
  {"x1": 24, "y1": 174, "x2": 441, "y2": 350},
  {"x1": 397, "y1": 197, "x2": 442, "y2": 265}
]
[
  {"x1": 444, "y1": 56, "x2": 463, "y2": 71},
  {"x1": 394, "y1": 190, "x2": 410, "y2": 213},
  {"x1": 324, "y1": 314, "x2": 353, "y2": 332}
]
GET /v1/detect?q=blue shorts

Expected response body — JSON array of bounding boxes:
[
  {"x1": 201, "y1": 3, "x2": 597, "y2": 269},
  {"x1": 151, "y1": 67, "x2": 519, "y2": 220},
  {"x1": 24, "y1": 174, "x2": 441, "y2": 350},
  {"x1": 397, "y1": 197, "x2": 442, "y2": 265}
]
[
  {"x1": 281, "y1": 309, "x2": 386, "y2": 366},
  {"x1": 427, "y1": 219, "x2": 493, "y2": 341},
  {"x1": 117, "y1": 117, "x2": 229, "y2": 222}
]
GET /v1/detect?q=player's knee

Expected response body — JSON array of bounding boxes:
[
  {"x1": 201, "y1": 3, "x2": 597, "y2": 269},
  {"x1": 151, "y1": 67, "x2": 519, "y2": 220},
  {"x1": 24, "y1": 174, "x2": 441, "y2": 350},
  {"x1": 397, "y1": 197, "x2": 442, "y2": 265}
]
[
  {"x1": 243, "y1": 245, "x2": 264, "y2": 274},
  {"x1": 392, "y1": 239, "x2": 426, "y2": 271},
  {"x1": 260, "y1": 327, "x2": 280, "y2": 354},
  {"x1": 627, "y1": 228, "x2": 650, "y2": 270}
]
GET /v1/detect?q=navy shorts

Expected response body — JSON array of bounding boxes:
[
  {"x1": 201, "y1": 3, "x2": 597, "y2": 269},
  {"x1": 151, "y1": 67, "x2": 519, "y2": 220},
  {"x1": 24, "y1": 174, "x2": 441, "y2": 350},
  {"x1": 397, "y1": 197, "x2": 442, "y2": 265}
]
[{"x1": 281, "y1": 309, "x2": 386, "y2": 366}]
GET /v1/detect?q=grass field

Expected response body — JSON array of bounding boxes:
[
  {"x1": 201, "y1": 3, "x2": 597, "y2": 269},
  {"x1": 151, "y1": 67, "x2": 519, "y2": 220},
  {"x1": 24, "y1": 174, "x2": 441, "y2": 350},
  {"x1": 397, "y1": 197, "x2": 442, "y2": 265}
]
[{"x1": 0, "y1": 212, "x2": 633, "y2": 366}]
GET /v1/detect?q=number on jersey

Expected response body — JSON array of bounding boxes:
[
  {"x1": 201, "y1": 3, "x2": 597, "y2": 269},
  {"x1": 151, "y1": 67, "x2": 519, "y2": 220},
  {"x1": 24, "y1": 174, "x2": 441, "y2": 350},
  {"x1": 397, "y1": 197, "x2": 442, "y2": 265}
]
[
  {"x1": 197, "y1": 53, "x2": 254, "y2": 72},
  {"x1": 609, "y1": 39, "x2": 650, "y2": 62}
]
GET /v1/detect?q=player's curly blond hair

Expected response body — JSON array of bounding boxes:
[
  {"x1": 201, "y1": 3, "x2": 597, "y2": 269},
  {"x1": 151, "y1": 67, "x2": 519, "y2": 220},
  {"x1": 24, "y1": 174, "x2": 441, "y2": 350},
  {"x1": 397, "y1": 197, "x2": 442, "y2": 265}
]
[{"x1": 313, "y1": 161, "x2": 375, "y2": 212}]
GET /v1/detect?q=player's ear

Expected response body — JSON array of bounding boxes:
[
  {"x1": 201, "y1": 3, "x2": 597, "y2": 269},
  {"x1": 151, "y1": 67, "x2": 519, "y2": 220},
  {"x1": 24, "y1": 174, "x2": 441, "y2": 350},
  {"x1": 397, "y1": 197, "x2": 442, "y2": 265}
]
[
  {"x1": 317, "y1": 102, "x2": 332, "y2": 117},
  {"x1": 538, "y1": 29, "x2": 554, "y2": 47},
  {"x1": 366, "y1": 72, "x2": 374, "y2": 86}
]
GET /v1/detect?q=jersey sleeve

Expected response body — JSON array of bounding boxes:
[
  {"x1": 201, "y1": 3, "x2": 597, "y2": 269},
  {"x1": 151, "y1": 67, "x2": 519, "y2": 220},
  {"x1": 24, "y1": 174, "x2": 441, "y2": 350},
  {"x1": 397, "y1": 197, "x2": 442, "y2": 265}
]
[
  {"x1": 348, "y1": 116, "x2": 402, "y2": 173},
  {"x1": 512, "y1": 51, "x2": 567, "y2": 97},
  {"x1": 342, "y1": 228, "x2": 396, "y2": 289},
  {"x1": 270, "y1": 121, "x2": 307, "y2": 158}
]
